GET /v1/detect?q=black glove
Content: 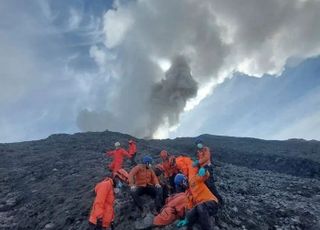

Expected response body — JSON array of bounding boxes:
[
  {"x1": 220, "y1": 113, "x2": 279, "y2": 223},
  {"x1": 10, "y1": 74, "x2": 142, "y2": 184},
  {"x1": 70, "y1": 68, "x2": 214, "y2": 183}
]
[{"x1": 110, "y1": 221, "x2": 115, "y2": 230}]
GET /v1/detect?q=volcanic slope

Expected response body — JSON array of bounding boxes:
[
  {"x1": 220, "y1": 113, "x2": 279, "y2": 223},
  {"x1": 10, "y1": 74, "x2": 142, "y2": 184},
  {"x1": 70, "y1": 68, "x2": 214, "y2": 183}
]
[{"x1": 0, "y1": 131, "x2": 320, "y2": 230}]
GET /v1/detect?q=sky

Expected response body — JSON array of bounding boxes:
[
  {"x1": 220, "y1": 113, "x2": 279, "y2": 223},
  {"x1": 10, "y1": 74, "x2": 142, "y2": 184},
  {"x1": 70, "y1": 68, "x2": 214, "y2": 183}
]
[{"x1": 0, "y1": 0, "x2": 319, "y2": 143}]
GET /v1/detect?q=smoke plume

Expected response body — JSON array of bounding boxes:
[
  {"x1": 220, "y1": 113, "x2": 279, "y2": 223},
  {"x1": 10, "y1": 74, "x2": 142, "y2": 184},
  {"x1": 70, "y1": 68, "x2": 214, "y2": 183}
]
[{"x1": 77, "y1": 0, "x2": 320, "y2": 138}]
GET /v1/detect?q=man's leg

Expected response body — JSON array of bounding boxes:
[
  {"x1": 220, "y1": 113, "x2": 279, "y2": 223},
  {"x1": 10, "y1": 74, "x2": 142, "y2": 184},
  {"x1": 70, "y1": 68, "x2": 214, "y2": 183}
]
[
  {"x1": 130, "y1": 187, "x2": 146, "y2": 211},
  {"x1": 196, "y1": 202, "x2": 213, "y2": 230},
  {"x1": 205, "y1": 201, "x2": 219, "y2": 216},
  {"x1": 185, "y1": 206, "x2": 199, "y2": 230},
  {"x1": 145, "y1": 186, "x2": 163, "y2": 212},
  {"x1": 169, "y1": 174, "x2": 177, "y2": 193},
  {"x1": 204, "y1": 165, "x2": 224, "y2": 206}
]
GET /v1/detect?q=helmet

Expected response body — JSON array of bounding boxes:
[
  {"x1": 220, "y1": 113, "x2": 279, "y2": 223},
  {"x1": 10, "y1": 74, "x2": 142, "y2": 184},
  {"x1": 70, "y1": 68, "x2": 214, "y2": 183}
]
[
  {"x1": 174, "y1": 173, "x2": 188, "y2": 187},
  {"x1": 115, "y1": 142, "x2": 121, "y2": 147},
  {"x1": 197, "y1": 143, "x2": 203, "y2": 149},
  {"x1": 160, "y1": 150, "x2": 169, "y2": 160},
  {"x1": 129, "y1": 139, "x2": 134, "y2": 144},
  {"x1": 142, "y1": 155, "x2": 153, "y2": 165},
  {"x1": 195, "y1": 138, "x2": 203, "y2": 145}
]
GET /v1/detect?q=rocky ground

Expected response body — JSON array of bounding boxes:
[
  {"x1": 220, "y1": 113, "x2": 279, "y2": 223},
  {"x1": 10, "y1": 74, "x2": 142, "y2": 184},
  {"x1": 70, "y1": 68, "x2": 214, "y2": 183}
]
[{"x1": 0, "y1": 131, "x2": 320, "y2": 230}]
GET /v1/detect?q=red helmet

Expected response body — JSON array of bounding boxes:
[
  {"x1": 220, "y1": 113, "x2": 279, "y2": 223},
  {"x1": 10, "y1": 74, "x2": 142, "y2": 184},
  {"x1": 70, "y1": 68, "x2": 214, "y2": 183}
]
[{"x1": 160, "y1": 150, "x2": 169, "y2": 160}]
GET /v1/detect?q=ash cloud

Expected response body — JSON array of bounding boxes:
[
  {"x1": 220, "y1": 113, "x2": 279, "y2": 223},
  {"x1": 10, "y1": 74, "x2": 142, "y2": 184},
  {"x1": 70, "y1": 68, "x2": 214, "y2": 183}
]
[
  {"x1": 77, "y1": 55, "x2": 198, "y2": 138},
  {"x1": 77, "y1": 0, "x2": 320, "y2": 138},
  {"x1": 149, "y1": 56, "x2": 198, "y2": 137}
]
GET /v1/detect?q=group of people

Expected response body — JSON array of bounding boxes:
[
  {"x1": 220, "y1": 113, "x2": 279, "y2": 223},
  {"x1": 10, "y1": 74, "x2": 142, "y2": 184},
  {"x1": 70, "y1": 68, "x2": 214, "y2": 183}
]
[{"x1": 88, "y1": 139, "x2": 223, "y2": 230}]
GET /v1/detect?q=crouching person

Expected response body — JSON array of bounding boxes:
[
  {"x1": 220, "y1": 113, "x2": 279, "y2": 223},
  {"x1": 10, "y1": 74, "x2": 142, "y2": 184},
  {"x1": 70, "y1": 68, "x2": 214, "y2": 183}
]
[
  {"x1": 129, "y1": 156, "x2": 163, "y2": 215},
  {"x1": 176, "y1": 168, "x2": 219, "y2": 230},
  {"x1": 89, "y1": 174, "x2": 122, "y2": 230}
]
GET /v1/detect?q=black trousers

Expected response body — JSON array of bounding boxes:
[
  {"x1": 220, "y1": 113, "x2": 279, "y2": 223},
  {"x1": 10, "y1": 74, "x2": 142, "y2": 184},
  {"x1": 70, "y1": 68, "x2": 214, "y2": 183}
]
[
  {"x1": 203, "y1": 165, "x2": 224, "y2": 206},
  {"x1": 186, "y1": 201, "x2": 218, "y2": 230},
  {"x1": 130, "y1": 186, "x2": 163, "y2": 211},
  {"x1": 168, "y1": 174, "x2": 177, "y2": 193}
]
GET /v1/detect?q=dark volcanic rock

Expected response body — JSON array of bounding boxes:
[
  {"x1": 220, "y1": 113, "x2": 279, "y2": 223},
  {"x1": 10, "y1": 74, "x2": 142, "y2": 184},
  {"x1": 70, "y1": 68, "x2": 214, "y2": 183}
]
[{"x1": 0, "y1": 131, "x2": 320, "y2": 229}]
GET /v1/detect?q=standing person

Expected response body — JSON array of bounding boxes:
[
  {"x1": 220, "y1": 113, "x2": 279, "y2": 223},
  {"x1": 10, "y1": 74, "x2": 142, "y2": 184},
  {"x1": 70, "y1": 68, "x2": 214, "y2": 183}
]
[
  {"x1": 128, "y1": 139, "x2": 137, "y2": 166},
  {"x1": 128, "y1": 156, "x2": 163, "y2": 215},
  {"x1": 175, "y1": 170, "x2": 219, "y2": 230},
  {"x1": 106, "y1": 142, "x2": 131, "y2": 176},
  {"x1": 192, "y1": 139, "x2": 224, "y2": 205},
  {"x1": 88, "y1": 176, "x2": 119, "y2": 230}
]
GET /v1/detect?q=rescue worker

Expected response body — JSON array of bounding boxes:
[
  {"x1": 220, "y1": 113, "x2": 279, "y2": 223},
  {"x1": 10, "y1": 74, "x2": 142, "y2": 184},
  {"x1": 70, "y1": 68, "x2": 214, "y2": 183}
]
[
  {"x1": 154, "y1": 164, "x2": 168, "y2": 197},
  {"x1": 135, "y1": 193, "x2": 190, "y2": 229},
  {"x1": 88, "y1": 175, "x2": 121, "y2": 230},
  {"x1": 113, "y1": 168, "x2": 129, "y2": 185},
  {"x1": 159, "y1": 150, "x2": 178, "y2": 192},
  {"x1": 129, "y1": 156, "x2": 163, "y2": 215},
  {"x1": 174, "y1": 156, "x2": 197, "y2": 179},
  {"x1": 106, "y1": 142, "x2": 130, "y2": 176},
  {"x1": 175, "y1": 170, "x2": 219, "y2": 230},
  {"x1": 128, "y1": 139, "x2": 137, "y2": 166},
  {"x1": 135, "y1": 174, "x2": 190, "y2": 229},
  {"x1": 192, "y1": 139, "x2": 224, "y2": 205}
]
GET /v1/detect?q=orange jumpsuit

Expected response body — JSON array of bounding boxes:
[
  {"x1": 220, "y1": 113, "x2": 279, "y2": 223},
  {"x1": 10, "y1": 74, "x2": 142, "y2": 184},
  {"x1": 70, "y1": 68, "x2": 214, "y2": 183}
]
[
  {"x1": 153, "y1": 192, "x2": 190, "y2": 226},
  {"x1": 107, "y1": 148, "x2": 130, "y2": 174},
  {"x1": 161, "y1": 156, "x2": 178, "y2": 178},
  {"x1": 175, "y1": 156, "x2": 197, "y2": 178},
  {"x1": 128, "y1": 164, "x2": 159, "y2": 187},
  {"x1": 114, "y1": 168, "x2": 129, "y2": 184},
  {"x1": 187, "y1": 172, "x2": 218, "y2": 206},
  {"x1": 89, "y1": 178, "x2": 115, "y2": 228},
  {"x1": 128, "y1": 142, "x2": 137, "y2": 157}
]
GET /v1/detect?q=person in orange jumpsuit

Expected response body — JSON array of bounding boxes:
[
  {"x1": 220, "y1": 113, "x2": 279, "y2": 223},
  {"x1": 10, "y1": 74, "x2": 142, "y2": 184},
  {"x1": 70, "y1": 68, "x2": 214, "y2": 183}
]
[
  {"x1": 158, "y1": 150, "x2": 178, "y2": 194},
  {"x1": 89, "y1": 177, "x2": 116, "y2": 230},
  {"x1": 134, "y1": 173, "x2": 191, "y2": 230},
  {"x1": 135, "y1": 192, "x2": 190, "y2": 229},
  {"x1": 128, "y1": 156, "x2": 163, "y2": 214},
  {"x1": 174, "y1": 156, "x2": 197, "y2": 181},
  {"x1": 106, "y1": 142, "x2": 130, "y2": 175},
  {"x1": 193, "y1": 139, "x2": 224, "y2": 206},
  {"x1": 128, "y1": 139, "x2": 137, "y2": 166},
  {"x1": 113, "y1": 168, "x2": 129, "y2": 185},
  {"x1": 175, "y1": 170, "x2": 219, "y2": 230}
]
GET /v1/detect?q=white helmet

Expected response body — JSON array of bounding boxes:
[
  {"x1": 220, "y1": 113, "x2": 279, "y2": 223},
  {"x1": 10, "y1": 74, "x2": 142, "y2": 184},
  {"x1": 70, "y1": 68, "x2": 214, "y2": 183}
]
[{"x1": 115, "y1": 142, "x2": 121, "y2": 147}]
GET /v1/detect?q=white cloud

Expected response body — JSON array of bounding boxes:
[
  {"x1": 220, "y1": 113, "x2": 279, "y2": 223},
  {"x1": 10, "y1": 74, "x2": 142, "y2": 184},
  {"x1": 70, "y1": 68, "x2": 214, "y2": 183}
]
[
  {"x1": 68, "y1": 8, "x2": 82, "y2": 30},
  {"x1": 103, "y1": 7, "x2": 133, "y2": 48}
]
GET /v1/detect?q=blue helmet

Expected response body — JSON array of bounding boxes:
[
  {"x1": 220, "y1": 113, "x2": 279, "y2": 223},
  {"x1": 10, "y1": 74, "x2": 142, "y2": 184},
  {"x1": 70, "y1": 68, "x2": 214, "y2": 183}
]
[
  {"x1": 174, "y1": 173, "x2": 187, "y2": 187},
  {"x1": 142, "y1": 155, "x2": 153, "y2": 165}
]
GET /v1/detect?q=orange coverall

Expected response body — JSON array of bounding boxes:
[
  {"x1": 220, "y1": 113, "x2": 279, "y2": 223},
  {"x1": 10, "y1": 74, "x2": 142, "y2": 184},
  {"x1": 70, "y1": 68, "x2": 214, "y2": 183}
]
[{"x1": 89, "y1": 178, "x2": 115, "y2": 228}]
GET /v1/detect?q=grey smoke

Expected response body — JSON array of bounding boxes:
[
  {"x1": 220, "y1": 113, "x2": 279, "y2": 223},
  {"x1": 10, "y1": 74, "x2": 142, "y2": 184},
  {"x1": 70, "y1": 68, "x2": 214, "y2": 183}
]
[
  {"x1": 77, "y1": 55, "x2": 198, "y2": 138},
  {"x1": 149, "y1": 56, "x2": 198, "y2": 137},
  {"x1": 76, "y1": 0, "x2": 320, "y2": 138}
]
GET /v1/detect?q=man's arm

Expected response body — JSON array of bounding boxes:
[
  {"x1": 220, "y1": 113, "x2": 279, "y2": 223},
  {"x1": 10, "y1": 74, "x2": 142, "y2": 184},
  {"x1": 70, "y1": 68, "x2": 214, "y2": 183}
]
[{"x1": 128, "y1": 166, "x2": 139, "y2": 186}]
